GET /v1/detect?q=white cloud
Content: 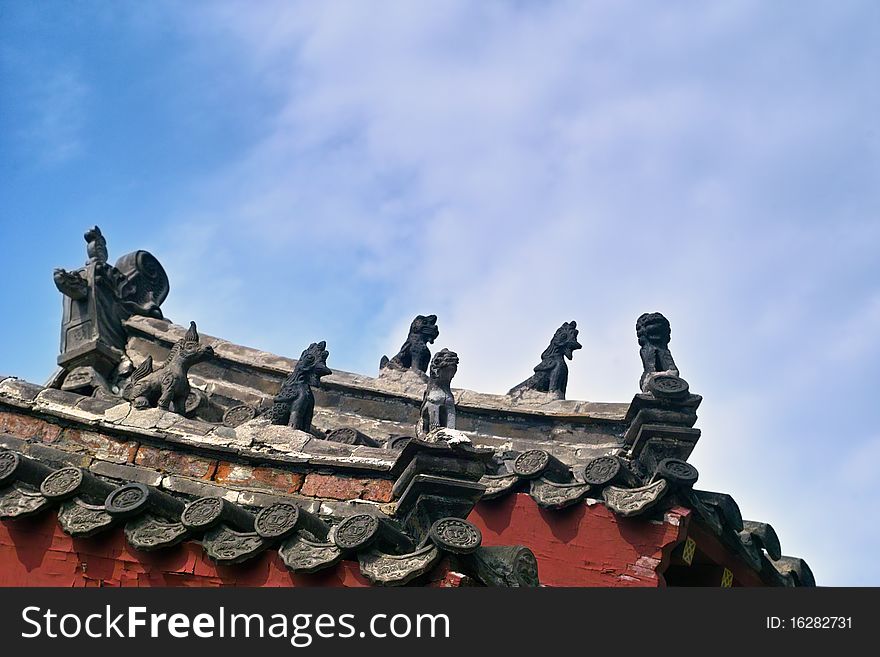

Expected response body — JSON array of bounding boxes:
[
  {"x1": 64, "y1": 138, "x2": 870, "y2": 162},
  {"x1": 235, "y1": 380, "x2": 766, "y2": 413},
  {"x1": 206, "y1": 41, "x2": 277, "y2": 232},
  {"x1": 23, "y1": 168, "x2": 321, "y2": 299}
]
[{"x1": 149, "y1": 0, "x2": 880, "y2": 583}]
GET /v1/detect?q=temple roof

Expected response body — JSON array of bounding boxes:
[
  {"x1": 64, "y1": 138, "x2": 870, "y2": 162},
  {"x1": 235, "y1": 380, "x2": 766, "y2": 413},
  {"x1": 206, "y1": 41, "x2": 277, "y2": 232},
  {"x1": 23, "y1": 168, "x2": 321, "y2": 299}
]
[{"x1": 0, "y1": 227, "x2": 815, "y2": 587}]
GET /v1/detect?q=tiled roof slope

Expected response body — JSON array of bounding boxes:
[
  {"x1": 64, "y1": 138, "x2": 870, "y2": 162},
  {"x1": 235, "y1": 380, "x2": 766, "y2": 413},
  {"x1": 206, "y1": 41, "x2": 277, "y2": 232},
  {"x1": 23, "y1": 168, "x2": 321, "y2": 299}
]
[{"x1": 0, "y1": 358, "x2": 812, "y2": 586}]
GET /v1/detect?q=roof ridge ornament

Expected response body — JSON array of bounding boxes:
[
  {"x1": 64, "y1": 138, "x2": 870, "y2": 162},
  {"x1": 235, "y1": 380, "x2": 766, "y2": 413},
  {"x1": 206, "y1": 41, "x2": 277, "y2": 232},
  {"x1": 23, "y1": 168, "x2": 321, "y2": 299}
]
[
  {"x1": 52, "y1": 225, "x2": 170, "y2": 396},
  {"x1": 508, "y1": 320, "x2": 581, "y2": 401},
  {"x1": 122, "y1": 321, "x2": 215, "y2": 415},
  {"x1": 380, "y1": 314, "x2": 439, "y2": 375},
  {"x1": 636, "y1": 312, "x2": 679, "y2": 393},
  {"x1": 266, "y1": 340, "x2": 331, "y2": 433},
  {"x1": 417, "y1": 348, "x2": 459, "y2": 440}
]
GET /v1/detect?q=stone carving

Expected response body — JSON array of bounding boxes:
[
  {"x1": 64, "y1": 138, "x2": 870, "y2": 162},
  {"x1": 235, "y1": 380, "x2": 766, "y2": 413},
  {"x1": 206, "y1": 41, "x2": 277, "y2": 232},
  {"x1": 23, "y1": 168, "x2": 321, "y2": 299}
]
[
  {"x1": 53, "y1": 226, "x2": 169, "y2": 394},
  {"x1": 582, "y1": 455, "x2": 622, "y2": 486},
  {"x1": 636, "y1": 312, "x2": 679, "y2": 393},
  {"x1": 417, "y1": 349, "x2": 458, "y2": 439},
  {"x1": 646, "y1": 374, "x2": 690, "y2": 400},
  {"x1": 466, "y1": 545, "x2": 540, "y2": 587},
  {"x1": 279, "y1": 534, "x2": 343, "y2": 574},
  {"x1": 40, "y1": 466, "x2": 115, "y2": 503},
  {"x1": 508, "y1": 321, "x2": 581, "y2": 400},
  {"x1": 180, "y1": 497, "x2": 223, "y2": 531},
  {"x1": 325, "y1": 427, "x2": 380, "y2": 448},
  {"x1": 654, "y1": 458, "x2": 699, "y2": 487},
  {"x1": 266, "y1": 341, "x2": 331, "y2": 432},
  {"x1": 428, "y1": 517, "x2": 482, "y2": 554},
  {"x1": 479, "y1": 473, "x2": 521, "y2": 500},
  {"x1": 512, "y1": 450, "x2": 550, "y2": 479},
  {"x1": 125, "y1": 514, "x2": 190, "y2": 551},
  {"x1": 529, "y1": 478, "x2": 591, "y2": 510},
  {"x1": 222, "y1": 404, "x2": 257, "y2": 428},
  {"x1": 333, "y1": 514, "x2": 380, "y2": 551},
  {"x1": 202, "y1": 525, "x2": 269, "y2": 565},
  {"x1": 602, "y1": 479, "x2": 668, "y2": 517},
  {"x1": 380, "y1": 314, "x2": 439, "y2": 374},
  {"x1": 0, "y1": 451, "x2": 54, "y2": 489},
  {"x1": 0, "y1": 486, "x2": 50, "y2": 519},
  {"x1": 0, "y1": 451, "x2": 18, "y2": 484},
  {"x1": 125, "y1": 321, "x2": 214, "y2": 414},
  {"x1": 359, "y1": 545, "x2": 441, "y2": 586},
  {"x1": 57, "y1": 499, "x2": 115, "y2": 537},
  {"x1": 39, "y1": 467, "x2": 83, "y2": 500},
  {"x1": 254, "y1": 503, "x2": 300, "y2": 540},
  {"x1": 105, "y1": 485, "x2": 147, "y2": 516},
  {"x1": 105, "y1": 482, "x2": 185, "y2": 520}
]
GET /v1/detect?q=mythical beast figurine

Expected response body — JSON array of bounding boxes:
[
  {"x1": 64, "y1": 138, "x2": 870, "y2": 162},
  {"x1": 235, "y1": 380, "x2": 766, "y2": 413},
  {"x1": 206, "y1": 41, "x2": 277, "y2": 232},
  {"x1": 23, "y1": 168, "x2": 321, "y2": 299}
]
[
  {"x1": 417, "y1": 348, "x2": 459, "y2": 439},
  {"x1": 125, "y1": 321, "x2": 214, "y2": 413},
  {"x1": 636, "y1": 312, "x2": 679, "y2": 393},
  {"x1": 267, "y1": 341, "x2": 332, "y2": 433},
  {"x1": 380, "y1": 314, "x2": 439, "y2": 374},
  {"x1": 508, "y1": 321, "x2": 581, "y2": 400}
]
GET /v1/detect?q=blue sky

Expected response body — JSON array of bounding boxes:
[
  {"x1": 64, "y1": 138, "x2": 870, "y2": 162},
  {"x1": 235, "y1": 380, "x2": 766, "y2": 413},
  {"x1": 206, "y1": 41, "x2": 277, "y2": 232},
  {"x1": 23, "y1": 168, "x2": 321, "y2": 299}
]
[{"x1": 1, "y1": 1, "x2": 878, "y2": 585}]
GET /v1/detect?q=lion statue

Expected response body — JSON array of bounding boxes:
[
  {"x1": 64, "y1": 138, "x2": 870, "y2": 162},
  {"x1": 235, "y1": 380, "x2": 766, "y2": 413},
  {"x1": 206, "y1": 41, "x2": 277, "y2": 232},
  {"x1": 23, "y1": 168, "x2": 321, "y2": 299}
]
[
  {"x1": 380, "y1": 314, "x2": 440, "y2": 374},
  {"x1": 636, "y1": 312, "x2": 679, "y2": 393}
]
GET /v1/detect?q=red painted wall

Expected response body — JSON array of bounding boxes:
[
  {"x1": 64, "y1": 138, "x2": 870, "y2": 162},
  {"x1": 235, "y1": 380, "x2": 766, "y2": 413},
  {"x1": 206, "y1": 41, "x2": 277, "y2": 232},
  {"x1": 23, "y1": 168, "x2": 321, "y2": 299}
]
[
  {"x1": 1, "y1": 496, "x2": 688, "y2": 587},
  {"x1": 472, "y1": 494, "x2": 689, "y2": 587},
  {"x1": 0, "y1": 512, "x2": 373, "y2": 587}
]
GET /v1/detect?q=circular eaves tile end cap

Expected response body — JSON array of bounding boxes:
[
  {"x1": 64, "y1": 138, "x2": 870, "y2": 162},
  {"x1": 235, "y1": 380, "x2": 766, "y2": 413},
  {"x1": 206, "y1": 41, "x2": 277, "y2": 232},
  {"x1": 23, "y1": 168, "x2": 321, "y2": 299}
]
[
  {"x1": 656, "y1": 458, "x2": 699, "y2": 487},
  {"x1": 428, "y1": 517, "x2": 482, "y2": 555},
  {"x1": 0, "y1": 451, "x2": 21, "y2": 487},
  {"x1": 105, "y1": 483, "x2": 150, "y2": 518},
  {"x1": 255, "y1": 502, "x2": 301, "y2": 540},
  {"x1": 333, "y1": 513, "x2": 380, "y2": 551},
  {"x1": 39, "y1": 467, "x2": 84, "y2": 500},
  {"x1": 181, "y1": 496, "x2": 224, "y2": 531},
  {"x1": 647, "y1": 374, "x2": 690, "y2": 399},
  {"x1": 512, "y1": 449, "x2": 550, "y2": 479}
]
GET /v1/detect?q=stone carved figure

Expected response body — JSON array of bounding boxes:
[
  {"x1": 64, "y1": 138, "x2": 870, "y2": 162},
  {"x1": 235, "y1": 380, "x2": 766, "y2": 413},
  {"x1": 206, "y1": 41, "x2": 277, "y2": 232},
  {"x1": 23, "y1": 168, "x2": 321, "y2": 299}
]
[
  {"x1": 53, "y1": 226, "x2": 169, "y2": 394},
  {"x1": 380, "y1": 315, "x2": 439, "y2": 374},
  {"x1": 417, "y1": 349, "x2": 458, "y2": 439},
  {"x1": 636, "y1": 312, "x2": 679, "y2": 393},
  {"x1": 126, "y1": 321, "x2": 214, "y2": 413},
  {"x1": 267, "y1": 341, "x2": 331, "y2": 432},
  {"x1": 508, "y1": 321, "x2": 581, "y2": 400}
]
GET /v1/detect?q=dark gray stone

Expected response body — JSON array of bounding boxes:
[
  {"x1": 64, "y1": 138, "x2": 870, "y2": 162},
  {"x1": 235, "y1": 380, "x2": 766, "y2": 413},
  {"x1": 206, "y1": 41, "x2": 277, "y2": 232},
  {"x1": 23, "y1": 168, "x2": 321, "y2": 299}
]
[
  {"x1": 125, "y1": 514, "x2": 190, "y2": 551},
  {"x1": 125, "y1": 322, "x2": 215, "y2": 415},
  {"x1": 266, "y1": 341, "x2": 331, "y2": 432},
  {"x1": 0, "y1": 450, "x2": 55, "y2": 488},
  {"x1": 508, "y1": 321, "x2": 581, "y2": 399},
  {"x1": 105, "y1": 482, "x2": 186, "y2": 520},
  {"x1": 181, "y1": 496, "x2": 254, "y2": 532},
  {"x1": 0, "y1": 485, "x2": 51, "y2": 519},
  {"x1": 636, "y1": 312, "x2": 679, "y2": 393},
  {"x1": 417, "y1": 349, "x2": 458, "y2": 439},
  {"x1": 57, "y1": 498, "x2": 115, "y2": 537},
  {"x1": 279, "y1": 533, "x2": 342, "y2": 574},
  {"x1": 202, "y1": 524, "x2": 269, "y2": 565},
  {"x1": 54, "y1": 226, "x2": 168, "y2": 394},
  {"x1": 359, "y1": 545, "x2": 441, "y2": 586},
  {"x1": 380, "y1": 315, "x2": 439, "y2": 373},
  {"x1": 464, "y1": 545, "x2": 540, "y2": 587}
]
